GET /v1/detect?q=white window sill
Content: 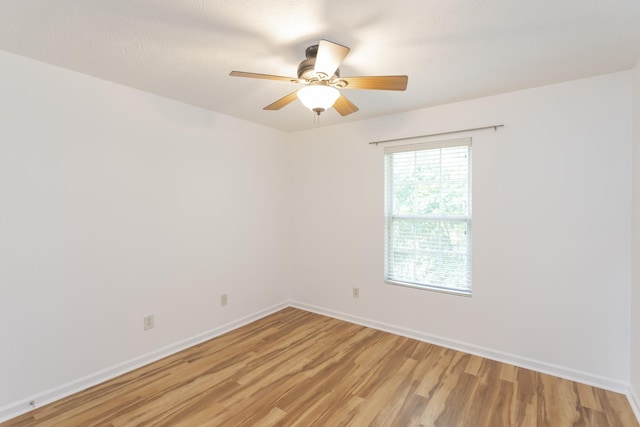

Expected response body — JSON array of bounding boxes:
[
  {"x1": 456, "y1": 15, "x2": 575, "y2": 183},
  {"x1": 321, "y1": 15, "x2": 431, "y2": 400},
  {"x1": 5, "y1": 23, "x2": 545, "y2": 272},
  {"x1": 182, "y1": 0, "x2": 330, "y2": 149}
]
[{"x1": 385, "y1": 279, "x2": 472, "y2": 297}]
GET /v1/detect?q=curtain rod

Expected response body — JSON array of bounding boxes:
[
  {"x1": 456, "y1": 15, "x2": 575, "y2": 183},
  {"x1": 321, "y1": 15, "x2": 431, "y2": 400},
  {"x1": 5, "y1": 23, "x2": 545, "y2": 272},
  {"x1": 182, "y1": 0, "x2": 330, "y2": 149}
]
[{"x1": 368, "y1": 124, "x2": 504, "y2": 145}]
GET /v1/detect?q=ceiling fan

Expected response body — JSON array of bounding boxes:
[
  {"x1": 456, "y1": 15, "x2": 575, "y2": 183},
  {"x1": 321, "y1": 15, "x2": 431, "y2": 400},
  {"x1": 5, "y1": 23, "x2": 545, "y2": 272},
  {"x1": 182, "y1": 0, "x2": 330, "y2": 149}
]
[{"x1": 229, "y1": 40, "x2": 408, "y2": 117}]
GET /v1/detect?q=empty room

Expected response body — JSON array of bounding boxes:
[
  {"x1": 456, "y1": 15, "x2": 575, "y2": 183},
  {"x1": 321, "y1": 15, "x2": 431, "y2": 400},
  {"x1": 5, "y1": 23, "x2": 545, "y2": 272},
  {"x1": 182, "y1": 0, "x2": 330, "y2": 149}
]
[{"x1": 1, "y1": 1, "x2": 640, "y2": 426}]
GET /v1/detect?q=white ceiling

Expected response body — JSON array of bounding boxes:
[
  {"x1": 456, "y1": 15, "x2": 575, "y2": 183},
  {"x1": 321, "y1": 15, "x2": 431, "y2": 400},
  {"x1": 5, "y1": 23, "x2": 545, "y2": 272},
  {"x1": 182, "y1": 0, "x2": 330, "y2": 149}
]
[{"x1": 1, "y1": 0, "x2": 640, "y2": 132}]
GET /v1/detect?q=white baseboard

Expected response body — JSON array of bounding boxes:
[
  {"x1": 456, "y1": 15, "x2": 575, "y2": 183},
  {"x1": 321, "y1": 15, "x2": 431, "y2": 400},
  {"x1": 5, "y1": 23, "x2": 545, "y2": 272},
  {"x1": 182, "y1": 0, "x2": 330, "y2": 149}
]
[
  {"x1": 290, "y1": 301, "x2": 629, "y2": 394},
  {"x1": 629, "y1": 385, "x2": 640, "y2": 424},
  {"x1": 0, "y1": 301, "x2": 288, "y2": 423}
]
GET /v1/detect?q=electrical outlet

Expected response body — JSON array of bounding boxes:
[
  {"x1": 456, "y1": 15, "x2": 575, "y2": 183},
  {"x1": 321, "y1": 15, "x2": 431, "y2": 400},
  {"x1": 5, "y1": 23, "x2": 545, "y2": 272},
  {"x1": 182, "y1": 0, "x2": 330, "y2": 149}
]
[
  {"x1": 143, "y1": 314, "x2": 155, "y2": 330},
  {"x1": 353, "y1": 287, "x2": 360, "y2": 299},
  {"x1": 221, "y1": 294, "x2": 228, "y2": 306}
]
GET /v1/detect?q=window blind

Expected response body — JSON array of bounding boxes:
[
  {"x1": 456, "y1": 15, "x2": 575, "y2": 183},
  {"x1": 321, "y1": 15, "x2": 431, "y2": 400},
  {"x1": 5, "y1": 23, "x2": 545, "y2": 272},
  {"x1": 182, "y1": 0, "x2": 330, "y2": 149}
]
[{"x1": 384, "y1": 138, "x2": 472, "y2": 294}]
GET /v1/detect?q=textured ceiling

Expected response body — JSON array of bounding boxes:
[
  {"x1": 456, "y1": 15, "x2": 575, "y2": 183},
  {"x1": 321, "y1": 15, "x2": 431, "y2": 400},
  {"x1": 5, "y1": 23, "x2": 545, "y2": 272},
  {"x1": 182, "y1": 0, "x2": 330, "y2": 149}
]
[{"x1": 1, "y1": 0, "x2": 640, "y2": 132}]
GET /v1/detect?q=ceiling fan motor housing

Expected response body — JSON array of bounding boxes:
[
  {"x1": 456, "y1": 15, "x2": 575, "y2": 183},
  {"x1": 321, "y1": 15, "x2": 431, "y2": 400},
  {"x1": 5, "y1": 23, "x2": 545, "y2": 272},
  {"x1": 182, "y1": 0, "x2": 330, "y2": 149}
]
[{"x1": 297, "y1": 44, "x2": 339, "y2": 80}]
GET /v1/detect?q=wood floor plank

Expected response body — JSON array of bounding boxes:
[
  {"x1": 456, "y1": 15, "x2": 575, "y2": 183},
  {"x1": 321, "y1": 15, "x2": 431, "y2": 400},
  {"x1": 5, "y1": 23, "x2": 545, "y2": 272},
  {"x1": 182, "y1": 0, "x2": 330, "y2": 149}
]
[
  {"x1": 483, "y1": 379, "x2": 515, "y2": 427},
  {"x1": 464, "y1": 354, "x2": 484, "y2": 376},
  {"x1": 499, "y1": 362, "x2": 518, "y2": 383},
  {"x1": 577, "y1": 381, "x2": 604, "y2": 412},
  {"x1": 537, "y1": 373, "x2": 584, "y2": 427},
  {"x1": 2, "y1": 307, "x2": 637, "y2": 427}
]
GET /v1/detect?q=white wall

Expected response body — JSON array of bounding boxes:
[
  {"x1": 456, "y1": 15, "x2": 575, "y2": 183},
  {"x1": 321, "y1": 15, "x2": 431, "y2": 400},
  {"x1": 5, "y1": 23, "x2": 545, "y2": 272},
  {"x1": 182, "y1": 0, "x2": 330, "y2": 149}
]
[
  {"x1": 0, "y1": 51, "x2": 291, "y2": 415},
  {"x1": 631, "y1": 58, "x2": 640, "y2": 416},
  {"x1": 290, "y1": 72, "x2": 632, "y2": 390}
]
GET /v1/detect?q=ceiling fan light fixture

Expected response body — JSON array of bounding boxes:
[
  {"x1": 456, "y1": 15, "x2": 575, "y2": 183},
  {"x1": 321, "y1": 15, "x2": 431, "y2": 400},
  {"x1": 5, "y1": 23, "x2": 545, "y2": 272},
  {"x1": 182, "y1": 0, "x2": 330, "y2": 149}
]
[{"x1": 297, "y1": 85, "x2": 340, "y2": 114}]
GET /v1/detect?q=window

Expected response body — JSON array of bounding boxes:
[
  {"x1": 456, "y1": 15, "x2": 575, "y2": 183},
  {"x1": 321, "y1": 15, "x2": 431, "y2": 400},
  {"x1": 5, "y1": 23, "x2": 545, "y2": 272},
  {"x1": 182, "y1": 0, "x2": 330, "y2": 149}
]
[{"x1": 384, "y1": 138, "x2": 472, "y2": 295}]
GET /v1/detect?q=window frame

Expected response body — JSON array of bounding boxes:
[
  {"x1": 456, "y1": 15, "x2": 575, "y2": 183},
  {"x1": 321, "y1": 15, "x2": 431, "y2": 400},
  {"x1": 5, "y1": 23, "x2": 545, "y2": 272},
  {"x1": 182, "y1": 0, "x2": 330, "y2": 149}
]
[{"x1": 384, "y1": 137, "x2": 472, "y2": 296}]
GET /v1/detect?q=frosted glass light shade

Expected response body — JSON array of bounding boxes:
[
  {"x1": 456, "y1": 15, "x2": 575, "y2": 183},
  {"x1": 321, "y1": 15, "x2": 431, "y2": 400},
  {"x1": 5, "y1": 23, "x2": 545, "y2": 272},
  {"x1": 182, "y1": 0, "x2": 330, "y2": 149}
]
[{"x1": 297, "y1": 85, "x2": 340, "y2": 113}]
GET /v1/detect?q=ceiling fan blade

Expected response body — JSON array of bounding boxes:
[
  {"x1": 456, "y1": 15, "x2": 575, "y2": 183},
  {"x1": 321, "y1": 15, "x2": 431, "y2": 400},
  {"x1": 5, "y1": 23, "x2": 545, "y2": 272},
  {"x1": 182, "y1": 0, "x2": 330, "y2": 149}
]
[
  {"x1": 263, "y1": 90, "x2": 300, "y2": 110},
  {"x1": 230, "y1": 71, "x2": 297, "y2": 83},
  {"x1": 333, "y1": 94, "x2": 359, "y2": 116},
  {"x1": 340, "y1": 75, "x2": 408, "y2": 91},
  {"x1": 314, "y1": 40, "x2": 350, "y2": 78}
]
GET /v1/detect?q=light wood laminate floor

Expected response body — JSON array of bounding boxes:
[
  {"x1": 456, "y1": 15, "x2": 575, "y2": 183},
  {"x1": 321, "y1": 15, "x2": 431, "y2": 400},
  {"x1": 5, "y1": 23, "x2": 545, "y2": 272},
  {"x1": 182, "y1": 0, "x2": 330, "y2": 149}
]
[{"x1": 3, "y1": 307, "x2": 638, "y2": 426}]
